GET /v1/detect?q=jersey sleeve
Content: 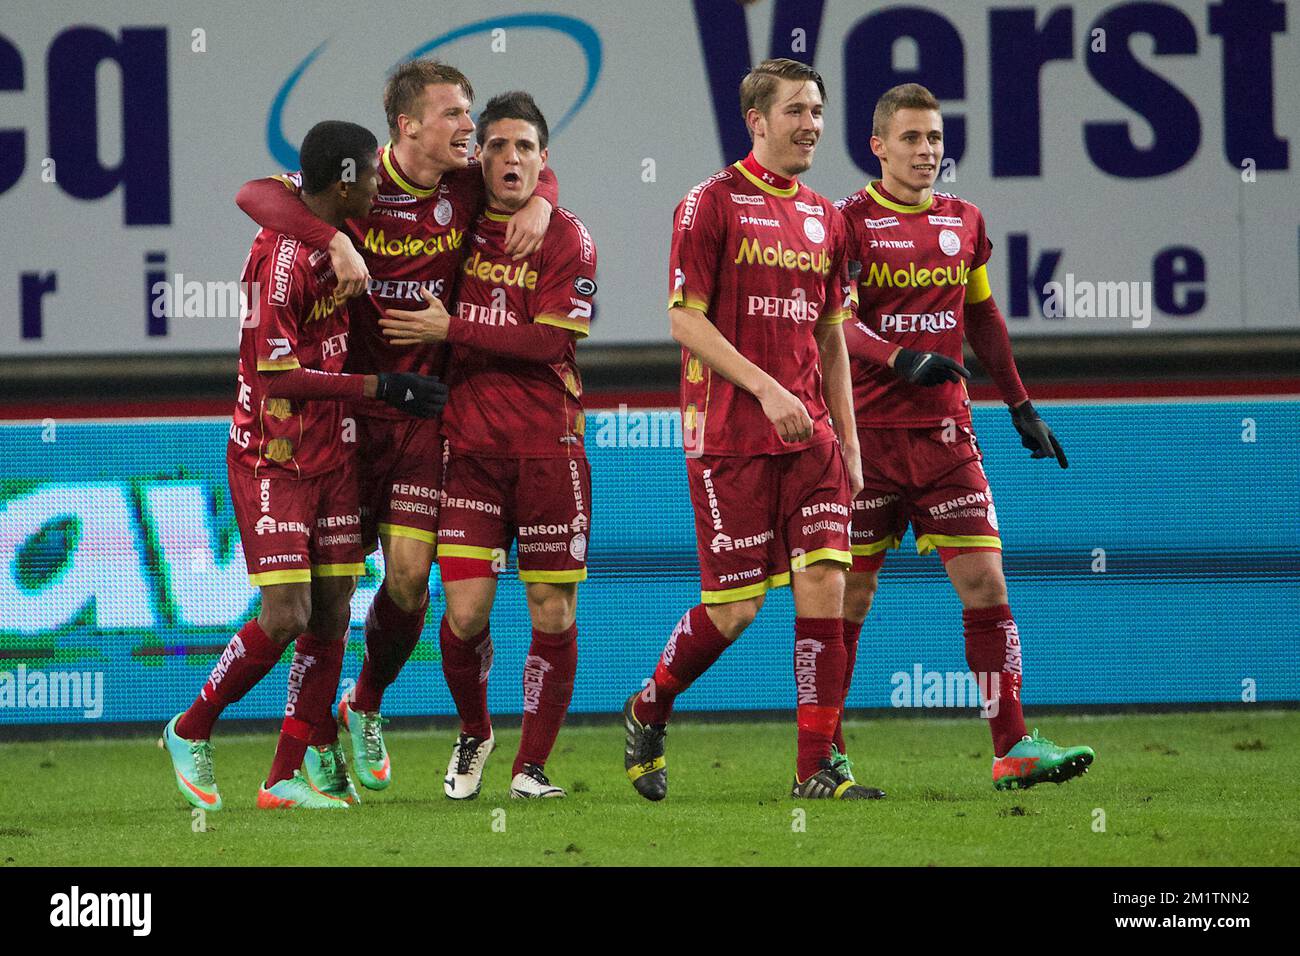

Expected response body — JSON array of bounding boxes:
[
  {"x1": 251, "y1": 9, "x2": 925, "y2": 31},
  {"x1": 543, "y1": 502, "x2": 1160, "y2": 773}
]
[
  {"x1": 667, "y1": 178, "x2": 725, "y2": 316},
  {"x1": 252, "y1": 236, "x2": 307, "y2": 372},
  {"x1": 235, "y1": 173, "x2": 340, "y2": 251},
  {"x1": 534, "y1": 163, "x2": 559, "y2": 208},
  {"x1": 533, "y1": 212, "x2": 596, "y2": 337},
  {"x1": 972, "y1": 209, "x2": 993, "y2": 270},
  {"x1": 819, "y1": 207, "x2": 853, "y2": 326}
]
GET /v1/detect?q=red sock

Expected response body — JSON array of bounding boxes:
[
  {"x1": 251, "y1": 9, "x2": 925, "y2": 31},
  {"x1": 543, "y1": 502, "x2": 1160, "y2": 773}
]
[
  {"x1": 440, "y1": 615, "x2": 493, "y2": 738},
  {"x1": 833, "y1": 618, "x2": 864, "y2": 753},
  {"x1": 269, "y1": 637, "x2": 340, "y2": 784},
  {"x1": 634, "y1": 604, "x2": 731, "y2": 725},
  {"x1": 514, "y1": 624, "x2": 578, "y2": 774},
  {"x1": 795, "y1": 617, "x2": 845, "y2": 781},
  {"x1": 267, "y1": 715, "x2": 312, "y2": 787},
  {"x1": 292, "y1": 632, "x2": 347, "y2": 746},
  {"x1": 353, "y1": 582, "x2": 427, "y2": 712},
  {"x1": 175, "y1": 619, "x2": 284, "y2": 740},
  {"x1": 963, "y1": 603, "x2": 1027, "y2": 757}
]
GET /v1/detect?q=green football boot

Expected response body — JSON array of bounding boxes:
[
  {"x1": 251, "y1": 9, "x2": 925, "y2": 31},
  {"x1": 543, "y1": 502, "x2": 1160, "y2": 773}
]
[
  {"x1": 829, "y1": 744, "x2": 855, "y2": 782},
  {"x1": 303, "y1": 740, "x2": 361, "y2": 805},
  {"x1": 160, "y1": 714, "x2": 222, "y2": 811},
  {"x1": 993, "y1": 729, "x2": 1095, "y2": 790},
  {"x1": 257, "y1": 771, "x2": 349, "y2": 809},
  {"x1": 338, "y1": 691, "x2": 391, "y2": 791}
]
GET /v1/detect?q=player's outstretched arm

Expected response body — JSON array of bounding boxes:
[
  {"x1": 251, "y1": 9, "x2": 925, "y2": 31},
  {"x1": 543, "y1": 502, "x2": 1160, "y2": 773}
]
[
  {"x1": 235, "y1": 177, "x2": 369, "y2": 297},
  {"x1": 814, "y1": 321, "x2": 863, "y2": 496},
  {"x1": 671, "y1": 306, "x2": 812, "y2": 443}
]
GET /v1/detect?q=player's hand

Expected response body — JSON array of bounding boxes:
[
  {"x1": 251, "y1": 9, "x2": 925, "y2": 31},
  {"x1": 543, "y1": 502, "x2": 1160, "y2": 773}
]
[
  {"x1": 328, "y1": 233, "x2": 369, "y2": 300},
  {"x1": 375, "y1": 372, "x2": 449, "y2": 418},
  {"x1": 891, "y1": 347, "x2": 971, "y2": 386},
  {"x1": 1010, "y1": 400, "x2": 1068, "y2": 467},
  {"x1": 758, "y1": 381, "x2": 813, "y2": 443},
  {"x1": 380, "y1": 287, "x2": 451, "y2": 345},
  {"x1": 504, "y1": 197, "x2": 552, "y2": 260}
]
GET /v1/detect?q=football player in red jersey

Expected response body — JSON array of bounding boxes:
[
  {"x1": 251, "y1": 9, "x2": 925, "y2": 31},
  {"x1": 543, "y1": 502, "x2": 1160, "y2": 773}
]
[
  {"x1": 381, "y1": 92, "x2": 595, "y2": 800},
  {"x1": 619, "y1": 59, "x2": 884, "y2": 801},
  {"x1": 234, "y1": 60, "x2": 560, "y2": 794},
  {"x1": 836, "y1": 84, "x2": 1094, "y2": 791},
  {"x1": 162, "y1": 121, "x2": 447, "y2": 811}
]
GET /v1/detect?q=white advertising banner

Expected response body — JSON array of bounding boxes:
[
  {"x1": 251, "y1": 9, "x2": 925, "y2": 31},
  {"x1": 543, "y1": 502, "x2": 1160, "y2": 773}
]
[{"x1": 1, "y1": 0, "x2": 1297, "y2": 354}]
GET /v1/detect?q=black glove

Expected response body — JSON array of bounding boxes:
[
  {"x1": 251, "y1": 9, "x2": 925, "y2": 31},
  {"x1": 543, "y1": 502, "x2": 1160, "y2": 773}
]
[
  {"x1": 892, "y1": 347, "x2": 971, "y2": 386},
  {"x1": 1010, "y1": 400, "x2": 1068, "y2": 468},
  {"x1": 376, "y1": 372, "x2": 449, "y2": 418}
]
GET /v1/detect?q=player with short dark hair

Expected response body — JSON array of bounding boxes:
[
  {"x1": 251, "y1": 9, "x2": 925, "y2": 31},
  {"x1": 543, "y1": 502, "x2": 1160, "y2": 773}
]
[
  {"x1": 234, "y1": 59, "x2": 561, "y2": 795},
  {"x1": 380, "y1": 92, "x2": 594, "y2": 799},
  {"x1": 834, "y1": 83, "x2": 1094, "y2": 790},
  {"x1": 162, "y1": 120, "x2": 447, "y2": 810},
  {"x1": 621, "y1": 59, "x2": 885, "y2": 801}
]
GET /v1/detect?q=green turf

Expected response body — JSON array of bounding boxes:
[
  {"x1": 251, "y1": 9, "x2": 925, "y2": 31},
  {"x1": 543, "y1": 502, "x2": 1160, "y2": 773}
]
[{"x1": 1, "y1": 710, "x2": 1296, "y2": 866}]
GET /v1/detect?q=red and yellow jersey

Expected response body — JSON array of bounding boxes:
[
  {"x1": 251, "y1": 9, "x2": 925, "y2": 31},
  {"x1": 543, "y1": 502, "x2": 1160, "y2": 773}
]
[
  {"x1": 838, "y1": 182, "x2": 993, "y2": 428},
  {"x1": 442, "y1": 206, "x2": 596, "y2": 458},
  {"x1": 669, "y1": 160, "x2": 852, "y2": 457},
  {"x1": 228, "y1": 230, "x2": 353, "y2": 478},
  {"x1": 274, "y1": 144, "x2": 557, "y2": 419}
]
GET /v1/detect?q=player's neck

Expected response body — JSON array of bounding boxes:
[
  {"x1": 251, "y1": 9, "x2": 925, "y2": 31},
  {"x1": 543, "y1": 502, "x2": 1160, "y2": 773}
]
[
  {"x1": 390, "y1": 139, "x2": 446, "y2": 192},
  {"x1": 485, "y1": 189, "x2": 530, "y2": 216},
  {"x1": 743, "y1": 149, "x2": 799, "y2": 188},
  {"x1": 877, "y1": 172, "x2": 931, "y2": 207},
  {"x1": 302, "y1": 192, "x2": 345, "y2": 229}
]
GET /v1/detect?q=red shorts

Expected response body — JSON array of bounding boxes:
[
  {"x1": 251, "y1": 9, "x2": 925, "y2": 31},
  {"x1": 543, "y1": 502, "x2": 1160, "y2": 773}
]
[
  {"x1": 851, "y1": 422, "x2": 1001, "y2": 572},
  {"x1": 688, "y1": 440, "x2": 851, "y2": 605},
  {"x1": 355, "y1": 413, "x2": 444, "y2": 551},
  {"x1": 228, "y1": 458, "x2": 365, "y2": 587},
  {"x1": 436, "y1": 453, "x2": 591, "y2": 584}
]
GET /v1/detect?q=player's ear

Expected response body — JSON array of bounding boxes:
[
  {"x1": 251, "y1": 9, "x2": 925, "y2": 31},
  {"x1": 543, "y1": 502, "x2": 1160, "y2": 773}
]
[
  {"x1": 870, "y1": 135, "x2": 886, "y2": 162},
  {"x1": 539, "y1": 147, "x2": 548, "y2": 169},
  {"x1": 746, "y1": 108, "x2": 764, "y2": 141}
]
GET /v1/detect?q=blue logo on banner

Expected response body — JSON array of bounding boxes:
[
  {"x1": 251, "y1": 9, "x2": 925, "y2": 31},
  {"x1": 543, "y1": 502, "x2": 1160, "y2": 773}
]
[{"x1": 267, "y1": 14, "x2": 602, "y2": 170}]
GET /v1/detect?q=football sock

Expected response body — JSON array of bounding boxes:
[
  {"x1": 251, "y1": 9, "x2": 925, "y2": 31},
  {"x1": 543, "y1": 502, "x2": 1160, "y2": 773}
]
[
  {"x1": 176, "y1": 619, "x2": 283, "y2": 740},
  {"x1": 962, "y1": 603, "x2": 1027, "y2": 757},
  {"x1": 353, "y1": 582, "x2": 427, "y2": 712},
  {"x1": 292, "y1": 631, "x2": 347, "y2": 746},
  {"x1": 634, "y1": 604, "x2": 731, "y2": 725},
  {"x1": 514, "y1": 623, "x2": 578, "y2": 774},
  {"x1": 832, "y1": 618, "x2": 864, "y2": 753},
  {"x1": 794, "y1": 617, "x2": 845, "y2": 781},
  {"x1": 267, "y1": 637, "x2": 335, "y2": 785},
  {"x1": 440, "y1": 615, "x2": 494, "y2": 739}
]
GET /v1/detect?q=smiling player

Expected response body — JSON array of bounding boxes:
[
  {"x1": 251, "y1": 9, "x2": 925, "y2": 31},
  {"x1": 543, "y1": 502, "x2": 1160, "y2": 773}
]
[
  {"x1": 621, "y1": 59, "x2": 884, "y2": 802},
  {"x1": 235, "y1": 60, "x2": 560, "y2": 795},
  {"x1": 381, "y1": 92, "x2": 595, "y2": 800},
  {"x1": 834, "y1": 83, "x2": 1094, "y2": 790}
]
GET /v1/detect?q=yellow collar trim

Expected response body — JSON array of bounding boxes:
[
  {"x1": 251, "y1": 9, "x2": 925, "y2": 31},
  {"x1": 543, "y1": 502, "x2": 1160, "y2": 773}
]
[
  {"x1": 866, "y1": 181, "x2": 933, "y2": 214},
  {"x1": 733, "y1": 161, "x2": 799, "y2": 198},
  {"x1": 483, "y1": 209, "x2": 512, "y2": 222},
  {"x1": 382, "y1": 143, "x2": 438, "y2": 199}
]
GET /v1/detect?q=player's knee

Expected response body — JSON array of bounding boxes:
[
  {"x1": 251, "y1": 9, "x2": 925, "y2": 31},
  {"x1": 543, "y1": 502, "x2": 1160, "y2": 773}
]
[
  {"x1": 956, "y1": 563, "x2": 1008, "y2": 608},
  {"x1": 708, "y1": 596, "x2": 762, "y2": 640},
  {"x1": 843, "y1": 572, "x2": 878, "y2": 622},
  {"x1": 445, "y1": 602, "x2": 491, "y2": 640},
  {"x1": 526, "y1": 587, "x2": 576, "y2": 633},
  {"x1": 385, "y1": 559, "x2": 432, "y2": 611},
  {"x1": 261, "y1": 603, "x2": 310, "y2": 644}
]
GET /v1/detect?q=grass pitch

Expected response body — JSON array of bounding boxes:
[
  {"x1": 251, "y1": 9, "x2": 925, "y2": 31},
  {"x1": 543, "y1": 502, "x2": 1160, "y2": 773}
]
[{"x1": 1, "y1": 710, "x2": 1295, "y2": 866}]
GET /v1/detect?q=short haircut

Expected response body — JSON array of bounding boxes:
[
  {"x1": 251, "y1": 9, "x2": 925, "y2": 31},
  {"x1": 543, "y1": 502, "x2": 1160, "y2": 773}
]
[
  {"x1": 872, "y1": 83, "x2": 942, "y2": 138},
  {"x1": 739, "y1": 58, "x2": 826, "y2": 137},
  {"x1": 299, "y1": 120, "x2": 378, "y2": 194},
  {"x1": 476, "y1": 91, "x2": 549, "y2": 150},
  {"x1": 384, "y1": 58, "x2": 475, "y2": 138}
]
